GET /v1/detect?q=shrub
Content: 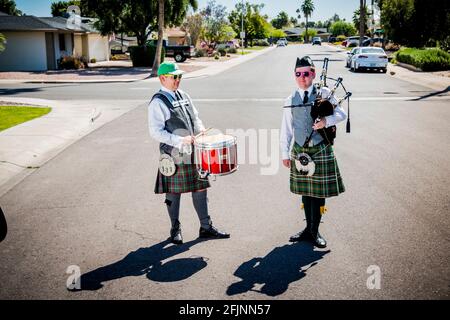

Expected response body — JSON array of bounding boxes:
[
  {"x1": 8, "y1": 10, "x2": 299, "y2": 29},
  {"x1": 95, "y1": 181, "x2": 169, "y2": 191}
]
[
  {"x1": 90, "y1": 58, "x2": 97, "y2": 63},
  {"x1": 195, "y1": 49, "x2": 206, "y2": 57},
  {"x1": 337, "y1": 35, "x2": 346, "y2": 42},
  {"x1": 129, "y1": 44, "x2": 165, "y2": 67},
  {"x1": 254, "y1": 39, "x2": 270, "y2": 46},
  {"x1": 218, "y1": 47, "x2": 227, "y2": 56},
  {"x1": 214, "y1": 54, "x2": 220, "y2": 60},
  {"x1": 396, "y1": 47, "x2": 450, "y2": 71},
  {"x1": 228, "y1": 47, "x2": 237, "y2": 54},
  {"x1": 385, "y1": 42, "x2": 400, "y2": 51},
  {"x1": 58, "y1": 56, "x2": 85, "y2": 70}
]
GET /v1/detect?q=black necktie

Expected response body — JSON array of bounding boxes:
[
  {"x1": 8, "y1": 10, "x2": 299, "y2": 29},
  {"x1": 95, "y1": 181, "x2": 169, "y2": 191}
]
[{"x1": 303, "y1": 91, "x2": 309, "y2": 104}]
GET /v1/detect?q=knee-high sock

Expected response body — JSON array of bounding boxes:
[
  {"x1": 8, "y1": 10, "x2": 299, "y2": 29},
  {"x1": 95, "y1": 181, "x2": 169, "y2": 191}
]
[
  {"x1": 302, "y1": 196, "x2": 312, "y2": 230},
  {"x1": 165, "y1": 193, "x2": 181, "y2": 228},
  {"x1": 192, "y1": 190, "x2": 211, "y2": 228},
  {"x1": 310, "y1": 197, "x2": 326, "y2": 236}
]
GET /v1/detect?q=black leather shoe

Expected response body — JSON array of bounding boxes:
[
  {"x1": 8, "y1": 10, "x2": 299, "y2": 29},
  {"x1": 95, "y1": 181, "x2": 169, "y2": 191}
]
[
  {"x1": 199, "y1": 225, "x2": 230, "y2": 239},
  {"x1": 289, "y1": 228, "x2": 312, "y2": 242},
  {"x1": 312, "y1": 232, "x2": 327, "y2": 248},
  {"x1": 170, "y1": 226, "x2": 183, "y2": 245}
]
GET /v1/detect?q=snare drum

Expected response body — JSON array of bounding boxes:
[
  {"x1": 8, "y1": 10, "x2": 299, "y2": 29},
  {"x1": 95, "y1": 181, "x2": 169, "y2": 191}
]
[{"x1": 194, "y1": 134, "x2": 238, "y2": 176}]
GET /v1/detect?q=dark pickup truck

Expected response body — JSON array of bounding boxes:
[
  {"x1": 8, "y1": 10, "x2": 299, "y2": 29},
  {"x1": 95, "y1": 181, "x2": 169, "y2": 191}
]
[{"x1": 147, "y1": 39, "x2": 195, "y2": 62}]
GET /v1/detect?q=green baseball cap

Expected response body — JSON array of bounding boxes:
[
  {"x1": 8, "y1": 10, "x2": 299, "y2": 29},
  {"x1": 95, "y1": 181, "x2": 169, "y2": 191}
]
[{"x1": 157, "y1": 61, "x2": 185, "y2": 76}]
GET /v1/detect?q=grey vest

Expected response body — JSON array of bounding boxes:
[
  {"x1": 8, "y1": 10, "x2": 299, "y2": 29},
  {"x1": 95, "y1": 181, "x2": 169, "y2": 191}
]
[
  {"x1": 289, "y1": 87, "x2": 324, "y2": 147},
  {"x1": 151, "y1": 90, "x2": 201, "y2": 155}
]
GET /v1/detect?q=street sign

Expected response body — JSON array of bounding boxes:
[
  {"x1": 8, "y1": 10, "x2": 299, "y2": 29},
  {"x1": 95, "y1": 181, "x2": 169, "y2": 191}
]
[{"x1": 240, "y1": 32, "x2": 245, "y2": 39}]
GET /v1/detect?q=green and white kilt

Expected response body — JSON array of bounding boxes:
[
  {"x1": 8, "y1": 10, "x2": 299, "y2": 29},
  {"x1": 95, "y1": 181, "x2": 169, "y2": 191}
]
[
  {"x1": 154, "y1": 153, "x2": 210, "y2": 194},
  {"x1": 290, "y1": 142, "x2": 345, "y2": 198}
]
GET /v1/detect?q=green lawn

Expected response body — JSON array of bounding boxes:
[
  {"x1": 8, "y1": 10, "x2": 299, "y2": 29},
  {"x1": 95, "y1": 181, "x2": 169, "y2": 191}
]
[{"x1": 0, "y1": 105, "x2": 51, "y2": 132}]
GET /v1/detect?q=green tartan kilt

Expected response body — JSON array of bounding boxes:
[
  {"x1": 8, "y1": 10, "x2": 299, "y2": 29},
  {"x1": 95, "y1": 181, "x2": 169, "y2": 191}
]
[
  {"x1": 154, "y1": 160, "x2": 210, "y2": 194},
  {"x1": 290, "y1": 142, "x2": 345, "y2": 198}
]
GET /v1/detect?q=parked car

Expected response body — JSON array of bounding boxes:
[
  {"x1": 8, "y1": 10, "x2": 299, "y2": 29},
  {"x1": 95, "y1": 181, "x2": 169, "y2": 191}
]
[
  {"x1": 147, "y1": 39, "x2": 194, "y2": 62},
  {"x1": 346, "y1": 47, "x2": 360, "y2": 68},
  {"x1": 362, "y1": 37, "x2": 386, "y2": 47},
  {"x1": 277, "y1": 39, "x2": 287, "y2": 47},
  {"x1": 328, "y1": 36, "x2": 337, "y2": 43},
  {"x1": 278, "y1": 38, "x2": 288, "y2": 45},
  {"x1": 348, "y1": 47, "x2": 388, "y2": 73},
  {"x1": 345, "y1": 36, "x2": 370, "y2": 47},
  {"x1": 312, "y1": 37, "x2": 322, "y2": 45}
]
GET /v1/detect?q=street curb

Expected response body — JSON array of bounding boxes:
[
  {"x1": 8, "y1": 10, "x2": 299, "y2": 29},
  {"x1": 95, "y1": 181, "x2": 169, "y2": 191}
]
[
  {"x1": 0, "y1": 78, "x2": 149, "y2": 84},
  {"x1": 395, "y1": 62, "x2": 423, "y2": 72}
]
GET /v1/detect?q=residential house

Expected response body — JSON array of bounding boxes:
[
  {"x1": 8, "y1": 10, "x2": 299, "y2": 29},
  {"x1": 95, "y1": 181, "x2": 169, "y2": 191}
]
[
  {"x1": 283, "y1": 27, "x2": 331, "y2": 41},
  {"x1": 0, "y1": 13, "x2": 109, "y2": 71}
]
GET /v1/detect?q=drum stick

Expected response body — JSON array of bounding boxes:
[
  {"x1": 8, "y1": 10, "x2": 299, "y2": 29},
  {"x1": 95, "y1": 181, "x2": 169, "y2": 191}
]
[{"x1": 194, "y1": 127, "x2": 213, "y2": 139}]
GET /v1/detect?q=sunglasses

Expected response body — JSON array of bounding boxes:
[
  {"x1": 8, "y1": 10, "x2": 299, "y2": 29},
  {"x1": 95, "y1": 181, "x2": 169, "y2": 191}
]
[
  {"x1": 295, "y1": 71, "x2": 312, "y2": 78},
  {"x1": 165, "y1": 74, "x2": 183, "y2": 80}
]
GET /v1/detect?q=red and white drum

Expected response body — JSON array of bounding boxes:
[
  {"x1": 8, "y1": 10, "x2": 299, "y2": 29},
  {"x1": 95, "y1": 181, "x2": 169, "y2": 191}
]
[{"x1": 194, "y1": 134, "x2": 238, "y2": 176}]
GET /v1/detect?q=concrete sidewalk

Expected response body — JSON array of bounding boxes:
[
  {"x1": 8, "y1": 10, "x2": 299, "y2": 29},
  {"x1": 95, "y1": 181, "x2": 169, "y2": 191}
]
[
  {"x1": 0, "y1": 47, "x2": 275, "y2": 84},
  {"x1": 0, "y1": 97, "x2": 145, "y2": 196}
]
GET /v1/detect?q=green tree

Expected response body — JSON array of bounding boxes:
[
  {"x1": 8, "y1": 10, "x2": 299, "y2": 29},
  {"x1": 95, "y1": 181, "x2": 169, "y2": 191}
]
[
  {"x1": 329, "y1": 20, "x2": 356, "y2": 36},
  {"x1": 270, "y1": 28, "x2": 286, "y2": 39},
  {"x1": 271, "y1": 11, "x2": 289, "y2": 29},
  {"x1": 302, "y1": 29, "x2": 317, "y2": 40},
  {"x1": 289, "y1": 17, "x2": 298, "y2": 27},
  {"x1": 0, "y1": 0, "x2": 22, "y2": 15},
  {"x1": 151, "y1": 0, "x2": 197, "y2": 76},
  {"x1": 300, "y1": 0, "x2": 315, "y2": 43},
  {"x1": 201, "y1": 0, "x2": 228, "y2": 45},
  {"x1": 380, "y1": 0, "x2": 415, "y2": 46},
  {"x1": 353, "y1": 5, "x2": 369, "y2": 35},
  {"x1": 228, "y1": 2, "x2": 270, "y2": 47},
  {"x1": 181, "y1": 13, "x2": 204, "y2": 47},
  {"x1": 85, "y1": 0, "x2": 197, "y2": 46}
]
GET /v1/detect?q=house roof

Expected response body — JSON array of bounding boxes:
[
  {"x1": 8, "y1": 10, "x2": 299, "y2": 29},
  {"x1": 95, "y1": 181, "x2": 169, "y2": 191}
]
[
  {"x1": 0, "y1": 15, "x2": 100, "y2": 33},
  {"x1": 38, "y1": 16, "x2": 98, "y2": 33},
  {"x1": 0, "y1": 15, "x2": 57, "y2": 31},
  {"x1": 166, "y1": 27, "x2": 186, "y2": 38},
  {"x1": 283, "y1": 27, "x2": 329, "y2": 36}
]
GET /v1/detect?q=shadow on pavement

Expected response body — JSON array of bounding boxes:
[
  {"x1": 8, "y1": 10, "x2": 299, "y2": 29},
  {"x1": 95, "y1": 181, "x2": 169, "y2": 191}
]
[
  {"x1": 0, "y1": 206, "x2": 7, "y2": 242},
  {"x1": 72, "y1": 238, "x2": 206, "y2": 291},
  {"x1": 227, "y1": 243, "x2": 330, "y2": 297},
  {"x1": 0, "y1": 87, "x2": 43, "y2": 95},
  {"x1": 409, "y1": 86, "x2": 450, "y2": 101}
]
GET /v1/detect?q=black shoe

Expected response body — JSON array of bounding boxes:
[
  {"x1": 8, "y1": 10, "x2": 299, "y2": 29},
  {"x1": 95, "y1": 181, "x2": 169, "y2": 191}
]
[
  {"x1": 312, "y1": 232, "x2": 327, "y2": 248},
  {"x1": 170, "y1": 226, "x2": 183, "y2": 245},
  {"x1": 199, "y1": 225, "x2": 230, "y2": 239},
  {"x1": 289, "y1": 228, "x2": 312, "y2": 242}
]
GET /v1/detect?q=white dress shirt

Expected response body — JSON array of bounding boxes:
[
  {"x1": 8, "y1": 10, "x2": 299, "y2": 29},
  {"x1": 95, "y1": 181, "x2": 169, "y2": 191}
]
[
  {"x1": 280, "y1": 85, "x2": 347, "y2": 160},
  {"x1": 148, "y1": 86, "x2": 205, "y2": 150}
]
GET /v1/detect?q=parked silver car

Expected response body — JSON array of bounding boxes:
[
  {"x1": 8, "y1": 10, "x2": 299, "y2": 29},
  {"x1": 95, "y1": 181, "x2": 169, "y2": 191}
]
[{"x1": 348, "y1": 47, "x2": 388, "y2": 73}]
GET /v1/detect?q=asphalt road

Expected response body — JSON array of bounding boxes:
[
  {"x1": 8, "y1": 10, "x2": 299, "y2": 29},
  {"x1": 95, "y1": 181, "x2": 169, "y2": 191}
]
[{"x1": 0, "y1": 44, "x2": 449, "y2": 299}]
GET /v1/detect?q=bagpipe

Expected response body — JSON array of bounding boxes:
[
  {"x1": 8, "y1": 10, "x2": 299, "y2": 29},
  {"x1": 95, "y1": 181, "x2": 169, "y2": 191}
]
[{"x1": 310, "y1": 57, "x2": 352, "y2": 145}]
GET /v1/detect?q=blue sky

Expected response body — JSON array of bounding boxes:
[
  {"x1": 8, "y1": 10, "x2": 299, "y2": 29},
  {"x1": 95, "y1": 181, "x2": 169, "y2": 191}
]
[{"x1": 15, "y1": 0, "x2": 362, "y2": 22}]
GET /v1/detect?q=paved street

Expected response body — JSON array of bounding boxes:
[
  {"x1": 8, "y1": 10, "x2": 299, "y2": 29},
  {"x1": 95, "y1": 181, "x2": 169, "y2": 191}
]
[{"x1": 0, "y1": 44, "x2": 449, "y2": 299}]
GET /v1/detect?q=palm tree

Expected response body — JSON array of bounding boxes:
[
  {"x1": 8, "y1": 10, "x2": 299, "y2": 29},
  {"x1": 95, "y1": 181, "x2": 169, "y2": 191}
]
[
  {"x1": 301, "y1": 0, "x2": 315, "y2": 43},
  {"x1": 151, "y1": 0, "x2": 198, "y2": 77},
  {"x1": 359, "y1": 0, "x2": 366, "y2": 46},
  {"x1": 151, "y1": 0, "x2": 165, "y2": 77}
]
